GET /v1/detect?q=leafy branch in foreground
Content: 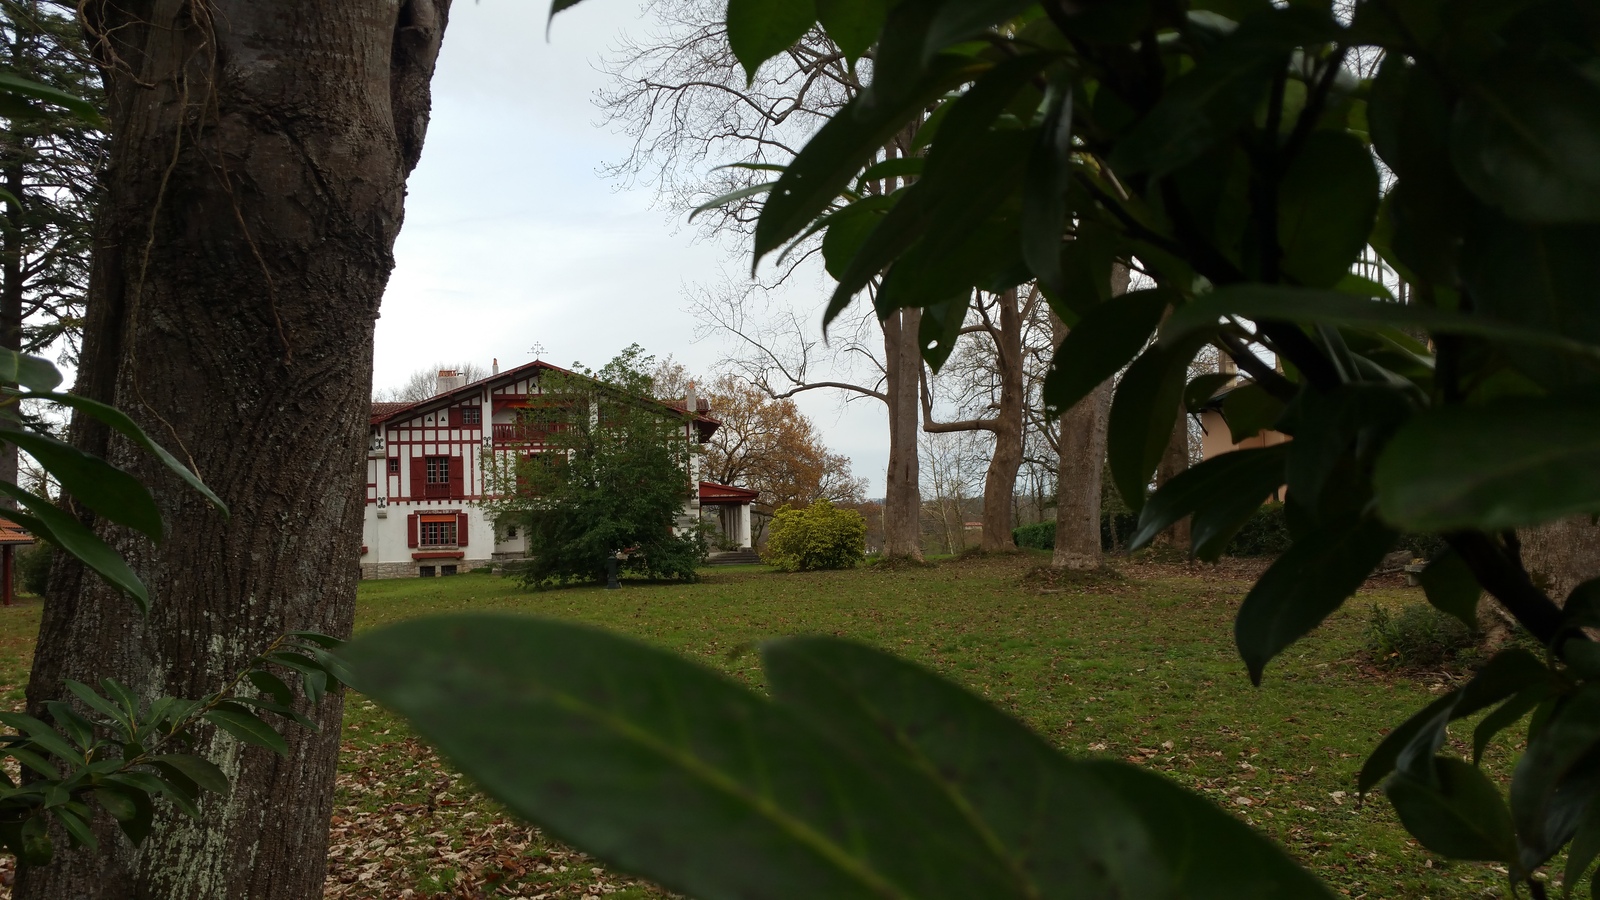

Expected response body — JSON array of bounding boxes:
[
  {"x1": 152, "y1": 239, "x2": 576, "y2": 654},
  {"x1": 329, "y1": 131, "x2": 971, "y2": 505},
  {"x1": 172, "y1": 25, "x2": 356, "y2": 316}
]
[
  {"x1": 341, "y1": 0, "x2": 1600, "y2": 896},
  {"x1": 0, "y1": 631, "x2": 344, "y2": 865}
]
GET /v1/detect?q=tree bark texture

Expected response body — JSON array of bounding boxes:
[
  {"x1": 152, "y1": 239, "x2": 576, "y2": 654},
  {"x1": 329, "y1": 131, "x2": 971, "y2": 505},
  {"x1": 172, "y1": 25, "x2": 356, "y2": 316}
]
[
  {"x1": 1154, "y1": 303, "x2": 1191, "y2": 549},
  {"x1": 978, "y1": 288, "x2": 1023, "y2": 551},
  {"x1": 0, "y1": 153, "x2": 22, "y2": 504},
  {"x1": 883, "y1": 306, "x2": 924, "y2": 560},
  {"x1": 19, "y1": 3, "x2": 449, "y2": 898},
  {"x1": 1052, "y1": 264, "x2": 1129, "y2": 569},
  {"x1": 1520, "y1": 517, "x2": 1600, "y2": 603}
]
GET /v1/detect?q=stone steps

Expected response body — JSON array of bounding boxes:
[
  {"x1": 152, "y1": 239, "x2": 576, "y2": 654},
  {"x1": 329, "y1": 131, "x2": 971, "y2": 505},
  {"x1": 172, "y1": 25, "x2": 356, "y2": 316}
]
[{"x1": 704, "y1": 549, "x2": 762, "y2": 566}]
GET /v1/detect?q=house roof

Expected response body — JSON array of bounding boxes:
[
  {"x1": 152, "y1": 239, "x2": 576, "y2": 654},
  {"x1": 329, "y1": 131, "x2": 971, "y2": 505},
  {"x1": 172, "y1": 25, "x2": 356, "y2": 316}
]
[
  {"x1": 699, "y1": 481, "x2": 758, "y2": 504},
  {"x1": 368, "y1": 359, "x2": 722, "y2": 439},
  {"x1": 0, "y1": 517, "x2": 35, "y2": 546}
]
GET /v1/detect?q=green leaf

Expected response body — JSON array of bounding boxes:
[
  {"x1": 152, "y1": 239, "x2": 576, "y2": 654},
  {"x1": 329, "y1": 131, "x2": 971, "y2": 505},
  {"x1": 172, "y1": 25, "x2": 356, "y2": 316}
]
[
  {"x1": 1160, "y1": 286, "x2": 1600, "y2": 364},
  {"x1": 726, "y1": 0, "x2": 817, "y2": 82},
  {"x1": 1373, "y1": 394, "x2": 1600, "y2": 532},
  {"x1": 922, "y1": 2, "x2": 1036, "y2": 61},
  {"x1": 754, "y1": 55, "x2": 982, "y2": 263},
  {"x1": 819, "y1": 196, "x2": 894, "y2": 281},
  {"x1": 1184, "y1": 372, "x2": 1236, "y2": 414},
  {"x1": 1107, "y1": 339, "x2": 1204, "y2": 512},
  {"x1": 1130, "y1": 445, "x2": 1289, "y2": 559},
  {"x1": 1220, "y1": 383, "x2": 1285, "y2": 444},
  {"x1": 54, "y1": 805, "x2": 96, "y2": 851},
  {"x1": 0, "y1": 349, "x2": 63, "y2": 392},
  {"x1": 1111, "y1": 6, "x2": 1341, "y2": 175},
  {"x1": 1043, "y1": 289, "x2": 1169, "y2": 417},
  {"x1": 1512, "y1": 684, "x2": 1600, "y2": 871},
  {"x1": 1417, "y1": 550, "x2": 1482, "y2": 630},
  {"x1": 1020, "y1": 76, "x2": 1074, "y2": 298},
  {"x1": 761, "y1": 636, "x2": 1331, "y2": 898},
  {"x1": 815, "y1": 0, "x2": 885, "y2": 62},
  {"x1": 0, "y1": 72, "x2": 102, "y2": 125},
  {"x1": 1276, "y1": 130, "x2": 1380, "y2": 287},
  {"x1": 92, "y1": 787, "x2": 138, "y2": 822},
  {"x1": 1386, "y1": 757, "x2": 1517, "y2": 864},
  {"x1": 0, "y1": 494, "x2": 149, "y2": 612},
  {"x1": 1235, "y1": 515, "x2": 1396, "y2": 684},
  {"x1": 246, "y1": 670, "x2": 293, "y2": 706},
  {"x1": 0, "y1": 428, "x2": 163, "y2": 541},
  {"x1": 689, "y1": 182, "x2": 777, "y2": 221},
  {"x1": 1450, "y1": 57, "x2": 1600, "y2": 224},
  {"x1": 0, "y1": 712, "x2": 83, "y2": 764},
  {"x1": 1566, "y1": 798, "x2": 1600, "y2": 900},
  {"x1": 203, "y1": 706, "x2": 288, "y2": 756},
  {"x1": 341, "y1": 615, "x2": 1331, "y2": 900},
  {"x1": 286, "y1": 630, "x2": 344, "y2": 650},
  {"x1": 36, "y1": 392, "x2": 228, "y2": 518},
  {"x1": 147, "y1": 754, "x2": 230, "y2": 795},
  {"x1": 63, "y1": 680, "x2": 134, "y2": 732},
  {"x1": 1474, "y1": 688, "x2": 1548, "y2": 766}
]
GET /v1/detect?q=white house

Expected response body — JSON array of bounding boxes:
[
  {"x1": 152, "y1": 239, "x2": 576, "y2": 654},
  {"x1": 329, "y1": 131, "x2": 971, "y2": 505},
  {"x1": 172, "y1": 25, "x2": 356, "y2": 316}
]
[{"x1": 361, "y1": 359, "x2": 756, "y2": 579}]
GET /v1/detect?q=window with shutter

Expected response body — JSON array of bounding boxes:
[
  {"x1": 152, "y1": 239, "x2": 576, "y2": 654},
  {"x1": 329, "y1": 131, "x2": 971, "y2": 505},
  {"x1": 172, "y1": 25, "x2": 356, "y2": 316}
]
[
  {"x1": 457, "y1": 513, "x2": 469, "y2": 547},
  {"x1": 418, "y1": 514, "x2": 457, "y2": 547},
  {"x1": 407, "y1": 513, "x2": 418, "y2": 548},
  {"x1": 410, "y1": 457, "x2": 427, "y2": 500},
  {"x1": 448, "y1": 456, "x2": 465, "y2": 499}
]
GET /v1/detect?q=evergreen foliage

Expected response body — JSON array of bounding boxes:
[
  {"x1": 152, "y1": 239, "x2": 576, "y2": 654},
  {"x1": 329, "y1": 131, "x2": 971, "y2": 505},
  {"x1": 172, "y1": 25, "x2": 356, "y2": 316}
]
[
  {"x1": 761, "y1": 499, "x2": 866, "y2": 572},
  {"x1": 486, "y1": 346, "x2": 705, "y2": 587}
]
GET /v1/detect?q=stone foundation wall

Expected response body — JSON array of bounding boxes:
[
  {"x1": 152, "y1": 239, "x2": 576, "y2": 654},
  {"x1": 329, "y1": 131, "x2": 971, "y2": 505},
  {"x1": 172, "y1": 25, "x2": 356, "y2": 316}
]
[{"x1": 359, "y1": 558, "x2": 495, "y2": 580}]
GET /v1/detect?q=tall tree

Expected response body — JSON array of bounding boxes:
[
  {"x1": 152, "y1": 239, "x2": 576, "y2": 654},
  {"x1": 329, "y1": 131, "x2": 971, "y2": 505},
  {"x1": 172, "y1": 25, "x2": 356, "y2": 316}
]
[
  {"x1": 700, "y1": 373, "x2": 866, "y2": 514},
  {"x1": 603, "y1": 3, "x2": 927, "y2": 559},
  {"x1": 1051, "y1": 264, "x2": 1131, "y2": 569},
  {"x1": 19, "y1": 2, "x2": 450, "y2": 898},
  {"x1": 0, "y1": 0, "x2": 104, "y2": 499},
  {"x1": 921, "y1": 287, "x2": 1030, "y2": 551}
]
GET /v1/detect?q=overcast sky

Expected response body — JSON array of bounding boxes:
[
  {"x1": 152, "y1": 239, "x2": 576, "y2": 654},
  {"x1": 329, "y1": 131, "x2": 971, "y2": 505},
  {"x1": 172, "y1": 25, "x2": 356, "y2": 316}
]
[{"x1": 375, "y1": 0, "x2": 892, "y2": 494}]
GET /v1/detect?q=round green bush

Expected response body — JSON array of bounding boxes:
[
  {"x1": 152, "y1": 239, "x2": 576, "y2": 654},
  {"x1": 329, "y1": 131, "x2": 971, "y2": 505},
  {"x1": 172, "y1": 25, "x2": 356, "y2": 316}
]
[
  {"x1": 16, "y1": 543, "x2": 52, "y2": 596},
  {"x1": 762, "y1": 500, "x2": 866, "y2": 572}
]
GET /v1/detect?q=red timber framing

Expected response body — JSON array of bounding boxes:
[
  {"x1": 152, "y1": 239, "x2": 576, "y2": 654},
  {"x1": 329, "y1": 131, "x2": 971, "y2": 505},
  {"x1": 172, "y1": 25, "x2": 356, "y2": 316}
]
[{"x1": 368, "y1": 359, "x2": 724, "y2": 509}]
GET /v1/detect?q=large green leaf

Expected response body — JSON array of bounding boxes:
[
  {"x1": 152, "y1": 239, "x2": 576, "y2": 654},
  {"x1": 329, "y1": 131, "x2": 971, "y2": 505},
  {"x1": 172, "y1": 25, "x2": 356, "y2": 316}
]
[
  {"x1": 726, "y1": 0, "x2": 818, "y2": 82},
  {"x1": 1020, "y1": 76, "x2": 1074, "y2": 298},
  {"x1": 0, "y1": 486, "x2": 148, "y2": 611},
  {"x1": 1416, "y1": 550, "x2": 1482, "y2": 630},
  {"x1": 0, "y1": 429, "x2": 162, "y2": 542},
  {"x1": 762, "y1": 636, "x2": 1332, "y2": 898},
  {"x1": 1234, "y1": 515, "x2": 1396, "y2": 684},
  {"x1": 1129, "y1": 445, "x2": 1289, "y2": 559},
  {"x1": 36, "y1": 392, "x2": 227, "y2": 517},
  {"x1": 1111, "y1": 6, "x2": 1341, "y2": 175},
  {"x1": 1386, "y1": 758, "x2": 1518, "y2": 865},
  {"x1": 815, "y1": 0, "x2": 885, "y2": 63},
  {"x1": 1042, "y1": 290, "x2": 1169, "y2": 417},
  {"x1": 0, "y1": 350, "x2": 63, "y2": 392},
  {"x1": 1276, "y1": 130, "x2": 1380, "y2": 288},
  {"x1": 1450, "y1": 57, "x2": 1600, "y2": 224},
  {"x1": 342, "y1": 616, "x2": 1331, "y2": 900},
  {"x1": 1106, "y1": 338, "x2": 1204, "y2": 513},
  {"x1": 0, "y1": 72, "x2": 102, "y2": 125},
  {"x1": 1373, "y1": 394, "x2": 1600, "y2": 532},
  {"x1": 753, "y1": 55, "x2": 983, "y2": 262},
  {"x1": 1512, "y1": 684, "x2": 1600, "y2": 872},
  {"x1": 1160, "y1": 286, "x2": 1600, "y2": 365}
]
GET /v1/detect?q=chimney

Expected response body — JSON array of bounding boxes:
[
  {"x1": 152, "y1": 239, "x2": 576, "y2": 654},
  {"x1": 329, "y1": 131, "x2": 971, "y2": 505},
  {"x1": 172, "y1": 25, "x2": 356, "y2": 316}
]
[
  {"x1": 685, "y1": 380, "x2": 697, "y2": 416},
  {"x1": 492, "y1": 358, "x2": 499, "y2": 376},
  {"x1": 434, "y1": 369, "x2": 466, "y2": 395}
]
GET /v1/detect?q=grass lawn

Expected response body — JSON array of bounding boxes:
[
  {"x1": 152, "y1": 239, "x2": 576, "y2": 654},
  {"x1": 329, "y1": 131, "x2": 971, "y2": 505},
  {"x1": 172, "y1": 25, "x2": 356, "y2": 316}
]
[{"x1": 0, "y1": 554, "x2": 1522, "y2": 898}]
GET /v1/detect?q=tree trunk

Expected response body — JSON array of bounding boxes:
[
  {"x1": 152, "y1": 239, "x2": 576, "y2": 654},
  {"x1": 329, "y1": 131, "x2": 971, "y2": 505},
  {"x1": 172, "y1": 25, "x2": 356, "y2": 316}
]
[
  {"x1": 883, "y1": 306, "x2": 923, "y2": 560},
  {"x1": 0, "y1": 152, "x2": 22, "y2": 505},
  {"x1": 19, "y1": 3, "x2": 449, "y2": 898},
  {"x1": 1052, "y1": 264, "x2": 1129, "y2": 569},
  {"x1": 979, "y1": 288, "x2": 1024, "y2": 551},
  {"x1": 1520, "y1": 517, "x2": 1600, "y2": 604},
  {"x1": 1154, "y1": 316, "x2": 1192, "y2": 549}
]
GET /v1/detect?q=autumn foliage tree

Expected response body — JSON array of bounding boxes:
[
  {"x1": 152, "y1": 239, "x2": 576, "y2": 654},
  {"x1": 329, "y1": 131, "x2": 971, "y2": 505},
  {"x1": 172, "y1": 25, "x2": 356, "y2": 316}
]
[{"x1": 701, "y1": 374, "x2": 865, "y2": 516}]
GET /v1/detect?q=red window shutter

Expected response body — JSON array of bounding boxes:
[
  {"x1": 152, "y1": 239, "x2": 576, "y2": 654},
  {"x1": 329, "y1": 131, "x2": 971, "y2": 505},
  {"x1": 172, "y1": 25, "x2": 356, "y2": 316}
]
[
  {"x1": 410, "y1": 457, "x2": 426, "y2": 500},
  {"x1": 457, "y1": 513, "x2": 470, "y2": 547},
  {"x1": 449, "y1": 455, "x2": 465, "y2": 498},
  {"x1": 449, "y1": 407, "x2": 463, "y2": 428},
  {"x1": 407, "y1": 513, "x2": 418, "y2": 548}
]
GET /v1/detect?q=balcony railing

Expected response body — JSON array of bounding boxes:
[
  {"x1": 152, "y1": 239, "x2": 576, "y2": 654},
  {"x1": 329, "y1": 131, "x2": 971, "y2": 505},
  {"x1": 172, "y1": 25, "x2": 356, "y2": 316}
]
[{"x1": 491, "y1": 422, "x2": 566, "y2": 445}]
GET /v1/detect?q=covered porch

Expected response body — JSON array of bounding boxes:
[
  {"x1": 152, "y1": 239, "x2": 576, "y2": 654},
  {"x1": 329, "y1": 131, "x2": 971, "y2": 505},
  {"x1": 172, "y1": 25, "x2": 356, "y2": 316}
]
[{"x1": 698, "y1": 481, "x2": 757, "y2": 549}]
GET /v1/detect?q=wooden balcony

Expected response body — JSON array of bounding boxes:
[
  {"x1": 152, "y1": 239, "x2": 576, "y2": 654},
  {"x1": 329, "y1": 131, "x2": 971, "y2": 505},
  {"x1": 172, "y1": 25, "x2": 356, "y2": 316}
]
[{"x1": 491, "y1": 422, "x2": 565, "y2": 446}]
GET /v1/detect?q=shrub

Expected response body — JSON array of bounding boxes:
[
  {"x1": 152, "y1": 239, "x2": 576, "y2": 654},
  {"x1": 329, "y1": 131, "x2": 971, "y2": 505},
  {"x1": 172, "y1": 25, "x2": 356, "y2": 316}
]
[
  {"x1": 1012, "y1": 521, "x2": 1053, "y2": 550},
  {"x1": 1366, "y1": 603, "x2": 1479, "y2": 669},
  {"x1": 16, "y1": 543, "x2": 51, "y2": 596},
  {"x1": 762, "y1": 500, "x2": 866, "y2": 572},
  {"x1": 1223, "y1": 502, "x2": 1294, "y2": 557}
]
